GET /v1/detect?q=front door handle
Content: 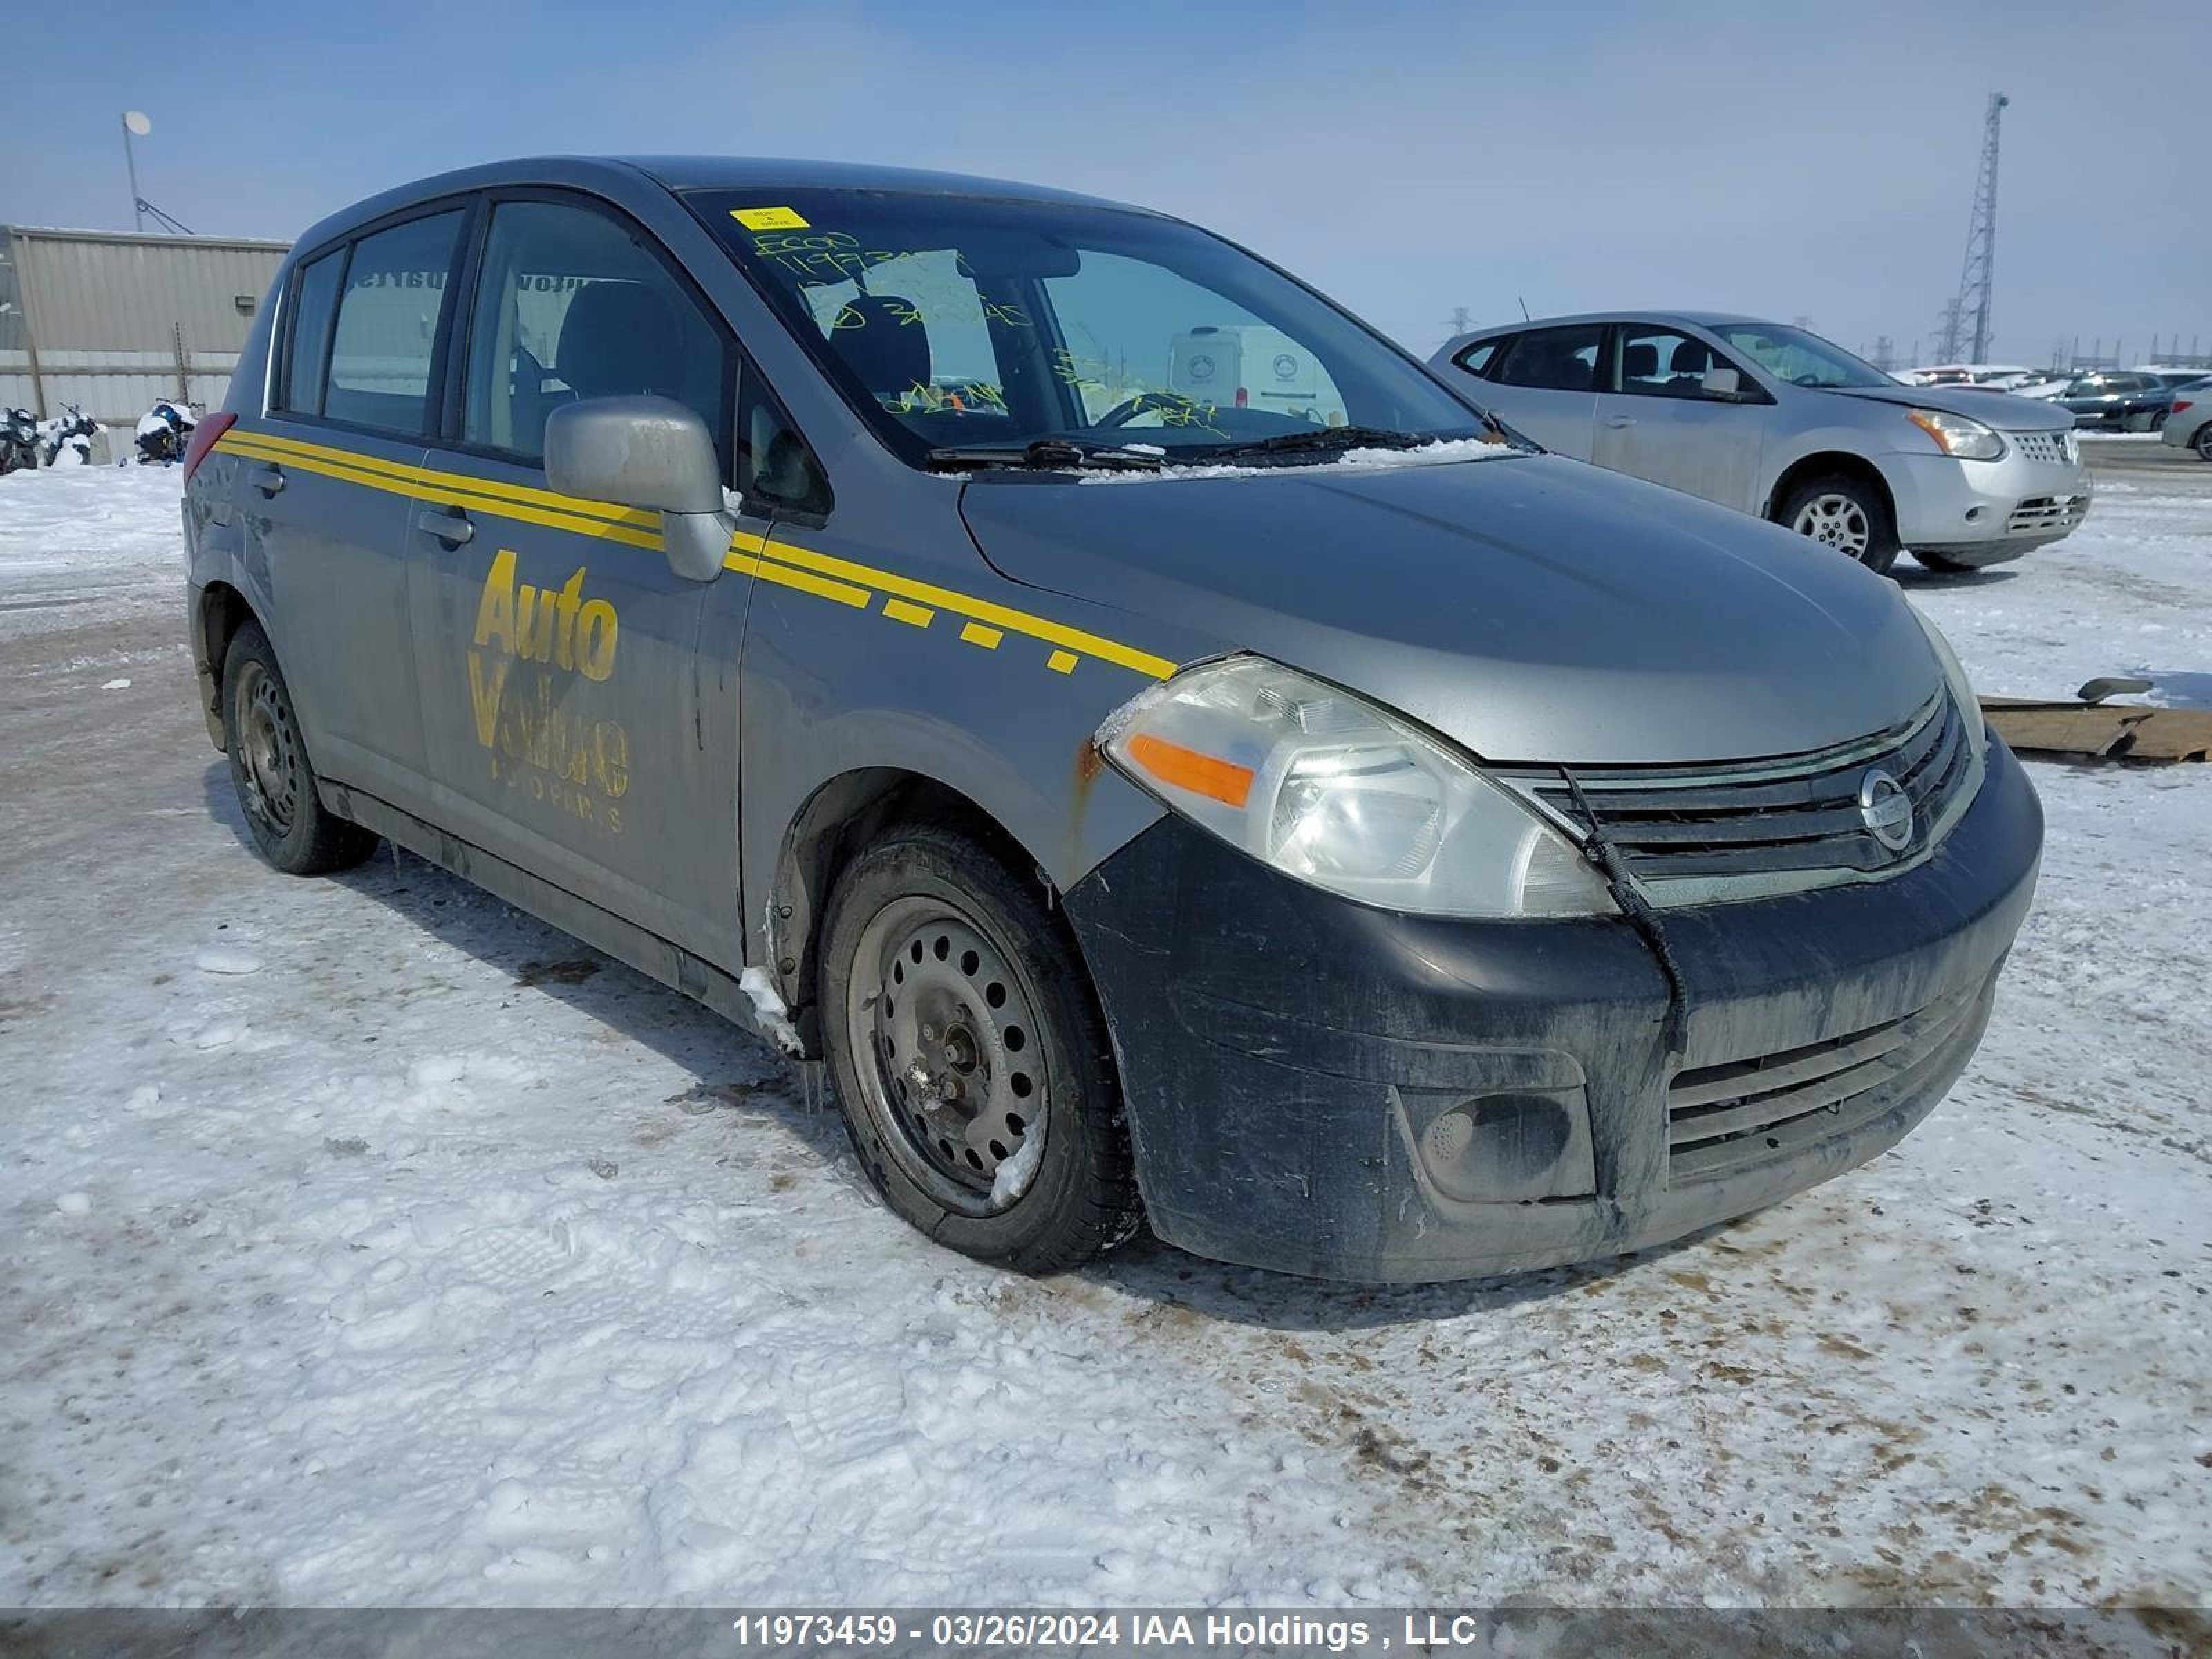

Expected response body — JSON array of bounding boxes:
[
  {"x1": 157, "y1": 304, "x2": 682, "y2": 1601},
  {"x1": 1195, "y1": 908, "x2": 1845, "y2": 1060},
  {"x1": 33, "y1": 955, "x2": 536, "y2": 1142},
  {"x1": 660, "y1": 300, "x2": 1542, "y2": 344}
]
[
  {"x1": 415, "y1": 505, "x2": 474, "y2": 547},
  {"x1": 1604, "y1": 415, "x2": 1637, "y2": 429},
  {"x1": 250, "y1": 460, "x2": 285, "y2": 497}
]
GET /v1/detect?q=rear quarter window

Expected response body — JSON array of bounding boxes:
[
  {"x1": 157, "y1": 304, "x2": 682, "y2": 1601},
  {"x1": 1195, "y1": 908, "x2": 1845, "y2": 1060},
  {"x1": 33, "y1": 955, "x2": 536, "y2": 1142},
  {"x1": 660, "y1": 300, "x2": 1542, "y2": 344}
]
[
  {"x1": 282, "y1": 251, "x2": 345, "y2": 416},
  {"x1": 1454, "y1": 338, "x2": 1502, "y2": 377}
]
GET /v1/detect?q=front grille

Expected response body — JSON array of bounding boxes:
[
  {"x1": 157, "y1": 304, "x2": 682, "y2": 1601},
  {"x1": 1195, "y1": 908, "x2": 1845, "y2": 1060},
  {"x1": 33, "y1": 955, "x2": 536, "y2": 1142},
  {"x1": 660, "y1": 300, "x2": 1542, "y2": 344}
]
[
  {"x1": 2010, "y1": 431, "x2": 2077, "y2": 466},
  {"x1": 2007, "y1": 494, "x2": 2091, "y2": 534},
  {"x1": 1510, "y1": 693, "x2": 1976, "y2": 897},
  {"x1": 1667, "y1": 986, "x2": 1986, "y2": 1183}
]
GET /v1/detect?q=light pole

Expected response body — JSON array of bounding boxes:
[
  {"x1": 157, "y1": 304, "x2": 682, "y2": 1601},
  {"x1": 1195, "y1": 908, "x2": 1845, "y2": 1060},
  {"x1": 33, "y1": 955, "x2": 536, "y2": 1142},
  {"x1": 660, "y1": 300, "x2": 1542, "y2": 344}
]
[{"x1": 122, "y1": 111, "x2": 151, "y2": 230}]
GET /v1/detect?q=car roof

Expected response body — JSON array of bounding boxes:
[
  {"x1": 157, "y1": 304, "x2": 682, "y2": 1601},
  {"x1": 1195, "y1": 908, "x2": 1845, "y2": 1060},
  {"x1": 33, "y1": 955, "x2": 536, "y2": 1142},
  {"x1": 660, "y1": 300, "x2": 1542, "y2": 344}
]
[{"x1": 290, "y1": 154, "x2": 1150, "y2": 257}]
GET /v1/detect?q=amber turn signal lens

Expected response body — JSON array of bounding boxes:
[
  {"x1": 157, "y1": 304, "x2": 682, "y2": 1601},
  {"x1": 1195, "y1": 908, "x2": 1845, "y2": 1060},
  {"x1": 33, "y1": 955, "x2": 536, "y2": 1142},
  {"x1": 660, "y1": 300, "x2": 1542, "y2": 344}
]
[{"x1": 1125, "y1": 733, "x2": 1256, "y2": 808}]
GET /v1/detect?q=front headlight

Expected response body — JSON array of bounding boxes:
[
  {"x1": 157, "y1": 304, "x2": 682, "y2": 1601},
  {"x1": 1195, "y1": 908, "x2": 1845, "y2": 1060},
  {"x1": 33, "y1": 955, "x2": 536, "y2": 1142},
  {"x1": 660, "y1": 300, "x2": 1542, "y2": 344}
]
[
  {"x1": 1098, "y1": 657, "x2": 1616, "y2": 918},
  {"x1": 1906, "y1": 406, "x2": 2005, "y2": 460},
  {"x1": 1906, "y1": 605, "x2": 1989, "y2": 760}
]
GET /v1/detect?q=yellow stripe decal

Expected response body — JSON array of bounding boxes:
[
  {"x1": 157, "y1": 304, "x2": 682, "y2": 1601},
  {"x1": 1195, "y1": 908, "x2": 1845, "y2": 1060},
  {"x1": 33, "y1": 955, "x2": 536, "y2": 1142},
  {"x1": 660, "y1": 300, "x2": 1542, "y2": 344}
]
[{"x1": 215, "y1": 429, "x2": 1173, "y2": 680}]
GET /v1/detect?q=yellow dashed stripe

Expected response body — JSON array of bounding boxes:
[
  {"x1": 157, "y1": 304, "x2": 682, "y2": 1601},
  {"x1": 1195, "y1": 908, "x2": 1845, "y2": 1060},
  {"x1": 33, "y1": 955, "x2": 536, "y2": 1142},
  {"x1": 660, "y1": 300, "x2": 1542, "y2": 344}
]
[{"x1": 215, "y1": 429, "x2": 1174, "y2": 680}]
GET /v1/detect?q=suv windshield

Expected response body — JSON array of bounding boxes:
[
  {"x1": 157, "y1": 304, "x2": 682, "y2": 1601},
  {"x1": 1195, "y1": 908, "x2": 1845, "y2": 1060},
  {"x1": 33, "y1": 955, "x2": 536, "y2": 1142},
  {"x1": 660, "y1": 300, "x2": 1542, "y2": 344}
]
[
  {"x1": 692, "y1": 188, "x2": 1492, "y2": 467},
  {"x1": 1715, "y1": 324, "x2": 1894, "y2": 391}
]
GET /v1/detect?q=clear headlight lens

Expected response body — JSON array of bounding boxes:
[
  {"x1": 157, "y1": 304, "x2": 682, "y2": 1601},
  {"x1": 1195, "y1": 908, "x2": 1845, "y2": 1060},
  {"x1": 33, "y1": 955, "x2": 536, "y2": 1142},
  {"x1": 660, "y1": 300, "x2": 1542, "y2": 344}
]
[
  {"x1": 1906, "y1": 406, "x2": 2005, "y2": 460},
  {"x1": 1906, "y1": 604, "x2": 1989, "y2": 760},
  {"x1": 1099, "y1": 657, "x2": 1616, "y2": 918}
]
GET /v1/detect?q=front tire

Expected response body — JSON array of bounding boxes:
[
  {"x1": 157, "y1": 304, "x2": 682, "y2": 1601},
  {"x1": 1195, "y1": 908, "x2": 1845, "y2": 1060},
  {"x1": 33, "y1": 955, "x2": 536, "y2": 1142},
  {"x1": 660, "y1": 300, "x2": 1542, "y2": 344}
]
[
  {"x1": 819, "y1": 824, "x2": 1142, "y2": 1274},
  {"x1": 220, "y1": 621, "x2": 379, "y2": 874},
  {"x1": 1778, "y1": 473, "x2": 1900, "y2": 574}
]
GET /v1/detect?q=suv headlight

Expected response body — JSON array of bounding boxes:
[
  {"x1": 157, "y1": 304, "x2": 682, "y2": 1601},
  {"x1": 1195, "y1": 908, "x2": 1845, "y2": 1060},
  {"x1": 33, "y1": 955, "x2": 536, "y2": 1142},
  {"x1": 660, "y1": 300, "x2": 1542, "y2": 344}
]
[
  {"x1": 1906, "y1": 604, "x2": 1989, "y2": 761},
  {"x1": 1906, "y1": 407, "x2": 2005, "y2": 460},
  {"x1": 1098, "y1": 657, "x2": 1616, "y2": 918}
]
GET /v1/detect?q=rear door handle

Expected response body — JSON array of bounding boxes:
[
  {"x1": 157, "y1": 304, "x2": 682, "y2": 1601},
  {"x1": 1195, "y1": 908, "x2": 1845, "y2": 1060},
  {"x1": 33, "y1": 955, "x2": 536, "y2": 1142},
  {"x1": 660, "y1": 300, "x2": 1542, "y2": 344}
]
[
  {"x1": 250, "y1": 460, "x2": 285, "y2": 497},
  {"x1": 415, "y1": 505, "x2": 474, "y2": 547},
  {"x1": 1604, "y1": 415, "x2": 1637, "y2": 429}
]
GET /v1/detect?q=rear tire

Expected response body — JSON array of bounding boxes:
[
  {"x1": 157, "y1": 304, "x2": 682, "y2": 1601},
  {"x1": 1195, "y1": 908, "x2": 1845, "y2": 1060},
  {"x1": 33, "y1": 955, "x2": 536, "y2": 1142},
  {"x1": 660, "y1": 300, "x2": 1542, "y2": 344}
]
[
  {"x1": 220, "y1": 621, "x2": 379, "y2": 875},
  {"x1": 818, "y1": 823, "x2": 1142, "y2": 1274},
  {"x1": 1778, "y1": 473, "x2": 1900, "y2": 574},
  {"x1": 2195, "y1": 424, "x2": 2212, "y2": 462}
]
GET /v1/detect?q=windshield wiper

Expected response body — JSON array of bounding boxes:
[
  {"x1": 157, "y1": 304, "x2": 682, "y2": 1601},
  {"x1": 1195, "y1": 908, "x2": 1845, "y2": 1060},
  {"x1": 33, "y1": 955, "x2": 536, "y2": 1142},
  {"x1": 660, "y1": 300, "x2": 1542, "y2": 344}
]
[
  {"x1": 1200, "y1": 424, "x2": 1432, "y2": 462},
  {"x1": 925, "y1": 438, "x2": 1164, "y2": 473}
]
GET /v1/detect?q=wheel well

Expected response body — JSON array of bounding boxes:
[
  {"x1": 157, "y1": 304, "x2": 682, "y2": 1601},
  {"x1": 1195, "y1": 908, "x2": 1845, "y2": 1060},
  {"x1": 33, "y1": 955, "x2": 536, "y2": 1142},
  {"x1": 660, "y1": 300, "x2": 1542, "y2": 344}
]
[
  {"x1": 771, "y1": 769, "x2": 1034, "y2": 1056},
  {"x1": 198, "y1": 582, "x2": 259, "y2": 740},
  {"x1": 1765, "y1": 453, "x2": 1896, "y2": 529}
]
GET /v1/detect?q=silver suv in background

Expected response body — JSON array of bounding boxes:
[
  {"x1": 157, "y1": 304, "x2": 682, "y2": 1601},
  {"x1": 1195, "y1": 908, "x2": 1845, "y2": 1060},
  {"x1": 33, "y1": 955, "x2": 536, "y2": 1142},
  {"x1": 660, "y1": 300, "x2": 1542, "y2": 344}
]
[{"x1": 1434, "y1": 313, "x2": 2090, "y2": 573}]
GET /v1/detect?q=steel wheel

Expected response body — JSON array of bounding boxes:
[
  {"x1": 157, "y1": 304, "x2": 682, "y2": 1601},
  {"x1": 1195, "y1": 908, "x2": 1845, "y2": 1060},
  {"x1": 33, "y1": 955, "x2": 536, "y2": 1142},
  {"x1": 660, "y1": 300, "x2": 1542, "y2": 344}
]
[
  {"x1": 233, "y1": 658, "x2": 302, "y2": 837},
  {"x1": 1791, "y1": 491, "x2": 1872, "y2": 559},
  {"x1": 846, "y1": 892, "x2": 1047, "y2": 1215}
]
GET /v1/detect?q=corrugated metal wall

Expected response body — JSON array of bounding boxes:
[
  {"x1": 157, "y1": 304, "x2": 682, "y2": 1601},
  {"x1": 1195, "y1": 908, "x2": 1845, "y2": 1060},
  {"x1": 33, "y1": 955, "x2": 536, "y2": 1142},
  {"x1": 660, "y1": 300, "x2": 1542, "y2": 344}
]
[{"x1": 0, "y1": 225, "x2": 290, "y2": 424}]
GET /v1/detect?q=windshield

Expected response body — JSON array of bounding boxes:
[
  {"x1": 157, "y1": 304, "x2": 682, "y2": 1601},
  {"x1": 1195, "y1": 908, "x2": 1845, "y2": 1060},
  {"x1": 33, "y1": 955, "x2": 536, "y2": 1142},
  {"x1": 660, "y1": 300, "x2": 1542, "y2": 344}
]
[
  {"x1": 691, "y1": 189, "x2": 1492, "y2": 466},
  {"x1": 1716, "y1": 324, "x2": 1895, "y2": 391}
]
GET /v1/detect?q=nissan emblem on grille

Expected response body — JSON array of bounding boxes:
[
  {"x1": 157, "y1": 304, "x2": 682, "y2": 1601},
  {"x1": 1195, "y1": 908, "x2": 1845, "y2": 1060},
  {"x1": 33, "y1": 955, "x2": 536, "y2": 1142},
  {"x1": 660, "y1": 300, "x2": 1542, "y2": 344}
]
[{"x1": 1858, "y1": 768, "x2": 1914, "y2": 853}]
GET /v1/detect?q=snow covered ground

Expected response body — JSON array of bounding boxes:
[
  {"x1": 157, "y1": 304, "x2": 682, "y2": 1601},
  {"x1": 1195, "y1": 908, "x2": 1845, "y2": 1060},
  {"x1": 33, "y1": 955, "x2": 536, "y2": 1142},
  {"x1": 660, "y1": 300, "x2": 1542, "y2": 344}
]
[{"x1": 0, "y1": 459, "x2": 2206, "y2": 1614}]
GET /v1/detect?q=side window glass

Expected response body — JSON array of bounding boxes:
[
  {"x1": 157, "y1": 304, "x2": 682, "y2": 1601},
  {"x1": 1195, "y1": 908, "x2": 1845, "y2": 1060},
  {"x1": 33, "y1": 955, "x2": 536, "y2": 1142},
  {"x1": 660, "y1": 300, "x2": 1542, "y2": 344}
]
[
  {"x1": 1613, "y1": 326, "x2": 1719, "y2": 397},
  {"x1": 463, "y1": 200, "x2": 731, "y2": 467},
  {"x1": 283, "y1": 251, "x2": 345, "y2": 415},
  {"x1": 1493, "y1": 324, "x2": 1602, "y2": 391},
  {"x1": 1454, "y1": 339, "x2": 1501, "y2": 378},
  {"x1": 324, "y1": 212, "x2": 464, "y2": 437},
  {"x1": 738, "y1": 373, "x2": 832, "y2": 517}
]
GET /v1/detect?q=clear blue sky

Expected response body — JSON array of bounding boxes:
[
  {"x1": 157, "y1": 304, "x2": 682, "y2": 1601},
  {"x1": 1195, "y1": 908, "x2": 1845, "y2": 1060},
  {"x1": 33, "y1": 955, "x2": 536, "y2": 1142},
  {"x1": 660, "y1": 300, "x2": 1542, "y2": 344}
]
[{"x1": 16, "y1": 0, "x2": 2206, "y2": 365}]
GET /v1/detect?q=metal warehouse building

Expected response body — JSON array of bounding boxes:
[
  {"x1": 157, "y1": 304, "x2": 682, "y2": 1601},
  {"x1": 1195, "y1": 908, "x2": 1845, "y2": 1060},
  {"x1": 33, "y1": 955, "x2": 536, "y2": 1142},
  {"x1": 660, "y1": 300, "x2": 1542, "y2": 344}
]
[{"x1": 0, "y1": 225, "x2": 290, "y2": 425}]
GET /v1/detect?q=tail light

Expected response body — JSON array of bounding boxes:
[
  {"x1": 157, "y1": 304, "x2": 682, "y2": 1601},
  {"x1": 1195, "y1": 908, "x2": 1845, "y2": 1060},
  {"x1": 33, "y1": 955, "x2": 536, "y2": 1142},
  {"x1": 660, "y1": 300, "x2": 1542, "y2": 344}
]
[
  {"x1": 2174, "y1": 400, "x2": 2195, "y2": 415},
  {"x1": 182, "y1": 411, "x2": 236, "y2": 483}
]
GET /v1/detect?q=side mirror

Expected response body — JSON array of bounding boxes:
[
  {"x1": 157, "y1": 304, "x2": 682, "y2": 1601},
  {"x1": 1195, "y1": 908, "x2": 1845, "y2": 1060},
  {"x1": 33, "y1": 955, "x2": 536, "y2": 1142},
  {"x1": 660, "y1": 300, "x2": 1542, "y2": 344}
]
[
  {"x1": 1701, "y1": 365, "x2": 1745, "y2": 401},
  {"x1": 545, "y1": 395, "x2": 731, "y2": 583}
]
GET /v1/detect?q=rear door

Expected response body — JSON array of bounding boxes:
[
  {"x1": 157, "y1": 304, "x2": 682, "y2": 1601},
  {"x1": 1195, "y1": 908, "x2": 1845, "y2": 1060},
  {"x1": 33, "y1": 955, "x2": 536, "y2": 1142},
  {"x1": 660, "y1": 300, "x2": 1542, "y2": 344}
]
[
  {"x1": 236, "y1": 208, "x2": 467, "y2": 811},
  {"x1": 410, "y1": 191, "x2": 774, "y2": 963},
  {"x1": 1591, "y1": 321, "x2": 1766, "y2": 509},
  {"x1": 1472, "y1": 323, "x2": 1602, "y2": 458}
]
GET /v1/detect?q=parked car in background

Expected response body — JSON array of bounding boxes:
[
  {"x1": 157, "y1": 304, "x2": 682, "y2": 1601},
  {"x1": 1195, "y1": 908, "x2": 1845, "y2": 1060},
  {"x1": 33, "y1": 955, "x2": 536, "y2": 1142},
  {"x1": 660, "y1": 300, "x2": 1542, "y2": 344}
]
[
  {"x1": 181, "y1": 157, "x2": 2043, "y2": 1284},
  {"x1": 2161, "y1": 377, "x2": 2212, "y2": 458},
  {"x1": 1434, "y1": 313, "x2": 2090, "y2": 572},
  {"x1": 2056, "y1": 370, "x2": 2171, "y2": 428}
]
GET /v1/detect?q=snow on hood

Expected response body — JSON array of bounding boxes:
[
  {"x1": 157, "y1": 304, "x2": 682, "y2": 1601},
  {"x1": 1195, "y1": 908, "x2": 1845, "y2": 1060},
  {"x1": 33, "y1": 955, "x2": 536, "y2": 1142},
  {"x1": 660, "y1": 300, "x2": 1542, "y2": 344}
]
[
  {"x1": 1074, "y1": 434, "x2": 1528, "y2": 485},
  {"x1": 960, "y1": 451, "x2": 1939, "y2": 767}
]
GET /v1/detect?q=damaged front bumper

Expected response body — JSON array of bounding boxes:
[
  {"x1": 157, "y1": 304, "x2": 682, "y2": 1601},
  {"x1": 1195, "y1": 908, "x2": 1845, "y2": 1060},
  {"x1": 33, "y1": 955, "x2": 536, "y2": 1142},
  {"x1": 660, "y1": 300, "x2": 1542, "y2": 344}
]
[{"x1": 1065, "y1": 738, "x2": 2042, "y2": 1283}]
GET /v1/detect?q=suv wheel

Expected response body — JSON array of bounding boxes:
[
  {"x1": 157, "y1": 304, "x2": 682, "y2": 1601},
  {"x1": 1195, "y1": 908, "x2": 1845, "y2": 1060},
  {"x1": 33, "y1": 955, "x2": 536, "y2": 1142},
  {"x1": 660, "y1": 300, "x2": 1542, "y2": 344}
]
[
  {"x1": 819, "y1": 824, "x2": 1143, "y2": 1273},
  {"x1": 221, "y1": 621, "x2": 379, "y2": 874},
  {"x1": 1779, "y1": 474, "x2": 1900, "y2": 574}
]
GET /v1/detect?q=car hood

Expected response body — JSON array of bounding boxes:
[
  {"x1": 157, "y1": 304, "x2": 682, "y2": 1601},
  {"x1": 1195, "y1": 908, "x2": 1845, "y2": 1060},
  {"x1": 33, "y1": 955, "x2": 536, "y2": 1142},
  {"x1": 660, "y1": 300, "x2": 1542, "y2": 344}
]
[
  {"x1": 1825, "y1": 383, "x2": 2075, "y2": 431},
  {"x1": 959, "y1": 452, "x2": 1941, "y2": 766}
]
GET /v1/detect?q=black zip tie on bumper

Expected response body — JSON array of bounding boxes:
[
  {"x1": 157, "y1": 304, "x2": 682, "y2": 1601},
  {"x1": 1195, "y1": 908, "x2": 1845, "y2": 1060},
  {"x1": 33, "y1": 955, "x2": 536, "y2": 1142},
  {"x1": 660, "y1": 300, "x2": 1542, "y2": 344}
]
[{"x1": 1559, "y1": 767, "x2": 1690, "y2": 1060}]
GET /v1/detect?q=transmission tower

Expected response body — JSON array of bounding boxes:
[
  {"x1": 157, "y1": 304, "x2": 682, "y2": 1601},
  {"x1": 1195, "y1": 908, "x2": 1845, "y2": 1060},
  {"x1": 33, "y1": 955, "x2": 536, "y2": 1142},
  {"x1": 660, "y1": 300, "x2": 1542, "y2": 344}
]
[{"x1": 1936, "y1": 93, "x2": 2008, "y2": 362}]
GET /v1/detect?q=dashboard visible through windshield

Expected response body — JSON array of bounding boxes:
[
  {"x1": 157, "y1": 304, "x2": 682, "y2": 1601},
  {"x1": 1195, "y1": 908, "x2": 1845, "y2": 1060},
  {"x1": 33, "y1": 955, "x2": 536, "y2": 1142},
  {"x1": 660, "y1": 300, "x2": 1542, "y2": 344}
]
[{"x1": 692, "y1": 189, "x2": 1494, "y2": 468}]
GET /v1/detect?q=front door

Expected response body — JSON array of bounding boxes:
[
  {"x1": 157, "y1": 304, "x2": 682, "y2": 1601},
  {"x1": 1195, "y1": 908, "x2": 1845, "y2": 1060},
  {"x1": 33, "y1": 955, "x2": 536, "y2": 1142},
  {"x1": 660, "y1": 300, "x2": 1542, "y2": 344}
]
[
  {"x1": 1591, "y1": 324, "x2": 1765, "y2": 510},
  {"x1": 410, "y1": 194, "x2": 764, "y2": 963}
]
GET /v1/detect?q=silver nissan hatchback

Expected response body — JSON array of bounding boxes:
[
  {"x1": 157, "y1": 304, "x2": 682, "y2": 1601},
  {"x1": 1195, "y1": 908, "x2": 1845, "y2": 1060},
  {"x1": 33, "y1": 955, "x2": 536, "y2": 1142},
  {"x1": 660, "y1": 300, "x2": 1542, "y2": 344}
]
[{"x1": 182, "y1": 158, "x2": 2042, "y2": 1283}]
